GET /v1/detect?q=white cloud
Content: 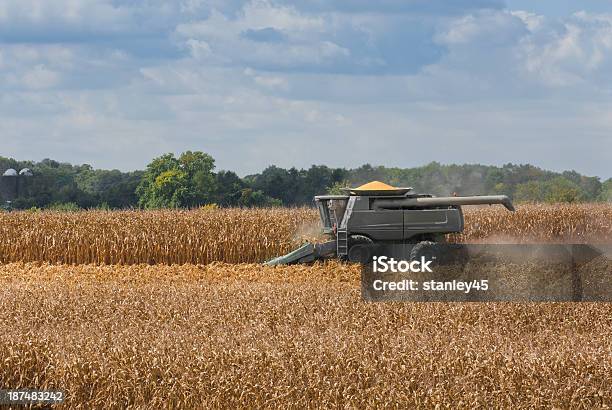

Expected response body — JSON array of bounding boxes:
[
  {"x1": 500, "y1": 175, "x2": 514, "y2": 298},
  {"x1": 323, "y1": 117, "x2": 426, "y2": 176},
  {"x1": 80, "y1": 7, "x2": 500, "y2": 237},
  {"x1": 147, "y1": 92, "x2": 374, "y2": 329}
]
[
  {"x1": 21, "y1": 65, "x2": 60, "y2": 89},
  {"x1": 186, "y1": 39, "x2": 212, "y2": 59},
  {"x1": 176, "y1": 1, "x2": 324, "y2": 40},
  {"x1": 175, "y1": 1, "x2": 348, "y2": 70},
  {"x1": 426, "y1": 8, "x2": 612, "y2": 93},
  {"x1": 0, "y1": 0, "x2": 133, "y2": 34},
  {"x1": 518, "y1": 12, "x2": 612, "y2": 87},
  {"x1": 510, "y1": 10, "x2": 544, "y2": 31},
  {"x1": 241, "y1": 0, "x2": 325, "y2": 31},
  {"x1": 253, "y1": 75, "x2": 289, "y2": 90},
  {"x1": 435, "y1": 10, "x2": 525, "y2": 45}
]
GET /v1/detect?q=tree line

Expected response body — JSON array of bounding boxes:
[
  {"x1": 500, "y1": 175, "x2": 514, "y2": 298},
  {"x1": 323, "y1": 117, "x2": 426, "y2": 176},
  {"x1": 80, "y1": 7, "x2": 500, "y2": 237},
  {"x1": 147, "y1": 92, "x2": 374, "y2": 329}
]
[{"x1": 0, "y1": 152, "x2": 610, "y2": 210}]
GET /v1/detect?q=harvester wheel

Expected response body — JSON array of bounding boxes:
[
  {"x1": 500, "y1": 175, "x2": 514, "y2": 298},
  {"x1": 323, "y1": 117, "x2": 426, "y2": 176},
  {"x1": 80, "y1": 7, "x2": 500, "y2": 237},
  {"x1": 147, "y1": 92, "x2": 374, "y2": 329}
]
[
  {"x1": 348, "y1": 236, "x2": 373, "y2": 264},
  {"x1": 410, "y1": 241, "x2": 439, "y2": 265}
]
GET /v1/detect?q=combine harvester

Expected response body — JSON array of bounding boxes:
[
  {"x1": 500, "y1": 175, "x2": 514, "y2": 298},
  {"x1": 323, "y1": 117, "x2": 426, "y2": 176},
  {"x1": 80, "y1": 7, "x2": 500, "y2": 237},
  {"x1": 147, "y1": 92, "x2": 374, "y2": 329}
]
[
  {"x1": 265, "y1": 181, "x2": 515, "y2": 265},
  {"x1": 266, "y1": 181, "x2": 611, "y2": 301}
]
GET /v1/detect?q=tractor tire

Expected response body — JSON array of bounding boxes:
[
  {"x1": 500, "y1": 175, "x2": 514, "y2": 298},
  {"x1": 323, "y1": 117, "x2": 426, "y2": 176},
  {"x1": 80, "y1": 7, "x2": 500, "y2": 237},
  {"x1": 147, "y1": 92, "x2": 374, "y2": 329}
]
[
  {"x1": 410, "y1": 241, "x2": 439, "y2": 265},
  {"x1": 348, "y1": 235, "x2": 373, "y2": 264}
]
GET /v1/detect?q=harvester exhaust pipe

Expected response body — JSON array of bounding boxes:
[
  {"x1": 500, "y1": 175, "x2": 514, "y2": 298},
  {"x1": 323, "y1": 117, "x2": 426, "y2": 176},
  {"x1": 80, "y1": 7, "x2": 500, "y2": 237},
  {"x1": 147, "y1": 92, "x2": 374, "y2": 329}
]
[{"x1": 373, "y1": 195, "x2": 515, "y2": 212}]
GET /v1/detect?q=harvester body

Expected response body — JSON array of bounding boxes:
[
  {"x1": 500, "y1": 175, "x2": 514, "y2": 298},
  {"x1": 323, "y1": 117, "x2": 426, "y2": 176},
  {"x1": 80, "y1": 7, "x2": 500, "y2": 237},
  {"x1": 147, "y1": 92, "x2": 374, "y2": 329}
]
[{"x1": 265, "y1": 182, "x2": 515, "y2": 265}]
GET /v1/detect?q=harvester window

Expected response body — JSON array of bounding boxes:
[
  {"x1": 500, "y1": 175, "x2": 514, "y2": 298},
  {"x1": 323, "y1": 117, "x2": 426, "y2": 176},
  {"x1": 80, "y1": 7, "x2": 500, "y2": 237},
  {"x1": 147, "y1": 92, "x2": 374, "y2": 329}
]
[{"x1": 317, "y1": 201, "x2": 331, "y2": 229}]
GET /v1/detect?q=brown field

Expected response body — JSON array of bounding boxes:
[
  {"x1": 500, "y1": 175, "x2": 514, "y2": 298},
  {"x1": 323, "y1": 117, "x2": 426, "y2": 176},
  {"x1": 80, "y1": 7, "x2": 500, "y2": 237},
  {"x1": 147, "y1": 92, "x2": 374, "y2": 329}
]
[
  {"x1": 0, "y1": 204, "x2": 611, "y2": 408},
  {"x1": 1, "y1": 262, "x2": 612, "y2": 409},
  {"x1": 0, "y1": 203, "x2": 610, "y2": 265}
]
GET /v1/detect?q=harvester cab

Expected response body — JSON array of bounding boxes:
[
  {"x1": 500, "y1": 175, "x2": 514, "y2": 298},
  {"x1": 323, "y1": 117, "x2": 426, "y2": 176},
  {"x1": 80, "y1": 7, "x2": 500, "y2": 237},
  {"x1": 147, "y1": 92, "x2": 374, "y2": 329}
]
[
  {"x1": 265, "y1": 181, "x2": 515, "y2": 265},
  {"x1": 315, "y1": 195, "x2": 348, "y2": 235}
]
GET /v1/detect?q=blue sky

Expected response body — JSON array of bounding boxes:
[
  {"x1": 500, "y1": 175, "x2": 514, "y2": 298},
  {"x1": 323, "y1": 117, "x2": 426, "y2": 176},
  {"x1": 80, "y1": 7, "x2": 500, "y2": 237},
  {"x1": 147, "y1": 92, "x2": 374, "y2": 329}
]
[{"x1": 0, "y1": 0, "x2": 611, "y2": 178}]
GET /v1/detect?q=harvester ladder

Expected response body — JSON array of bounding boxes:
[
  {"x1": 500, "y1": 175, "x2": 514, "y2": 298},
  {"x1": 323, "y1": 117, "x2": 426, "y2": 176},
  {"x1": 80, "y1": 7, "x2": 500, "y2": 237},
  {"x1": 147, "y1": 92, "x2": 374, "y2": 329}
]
[
  {"x1": 329, "y1": 209, "x2": 337, "y2": 227},
  {"x1": 336, "y1": 196, "x2": 356, "y2": 257},
  {"x1": 337, "y1": 228, "x2": 348, "y2": 256}
]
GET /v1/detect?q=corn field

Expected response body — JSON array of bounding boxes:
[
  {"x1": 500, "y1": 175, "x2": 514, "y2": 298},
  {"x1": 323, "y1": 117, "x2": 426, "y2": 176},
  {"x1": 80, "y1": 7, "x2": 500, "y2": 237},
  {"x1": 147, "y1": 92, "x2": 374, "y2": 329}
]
[
  {"x1": 452, "y1": 203, "x2": 612, "y2": 243},
  {"x1": 0, "y1": 203, "x2": 610, "y2": 265},
  {"x1": 0, "y1": 208, "x2": 318, "y2": 265},
  {"x1": 0, "y1": 203, "x2": 611, "y2": 408},
  {"x1": 1, "y1": 262, "x2": 611, "y2": 408}
]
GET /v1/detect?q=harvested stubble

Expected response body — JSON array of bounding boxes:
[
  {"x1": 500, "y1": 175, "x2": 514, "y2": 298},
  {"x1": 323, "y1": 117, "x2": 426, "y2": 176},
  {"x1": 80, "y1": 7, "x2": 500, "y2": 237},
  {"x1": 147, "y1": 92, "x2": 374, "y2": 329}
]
[
  {"x1": 1, "y1": 262, "x2": 611, "y2": 408},
  {"x1": 0, "y1": 203, "x2": 609, "y2": 265}
]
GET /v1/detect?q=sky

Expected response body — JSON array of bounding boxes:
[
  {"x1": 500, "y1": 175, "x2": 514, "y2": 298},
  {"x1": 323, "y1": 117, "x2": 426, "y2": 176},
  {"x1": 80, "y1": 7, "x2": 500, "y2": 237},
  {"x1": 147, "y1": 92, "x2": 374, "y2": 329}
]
[{"x1": 0, "y1": 0, "x2": 611, "y2": 178}]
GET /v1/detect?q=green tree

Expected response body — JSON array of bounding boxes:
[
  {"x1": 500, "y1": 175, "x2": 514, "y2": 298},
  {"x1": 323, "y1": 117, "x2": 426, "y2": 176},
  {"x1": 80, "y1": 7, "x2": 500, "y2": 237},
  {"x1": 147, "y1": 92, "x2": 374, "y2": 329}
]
[
  {"x1": 214, "y1": 171, "x2": 246, "y2": 206},
  {"x1": 250, "y1": 166, "x2": 300, "y2": 205},
  {"x1": 180, "y1": 151, "x2": 217, "y2": 206},
  {"x1": 562, "y1": 170, "x2": 602, "y2": 200},
  {"x1": 238, "y1": 188, "x2": 282, "y2": 207},
  {"x1": 543, "y1": 177, "x2": 583, "y2": 203},
  {"x1": 136, "y1": 151, "x2": 216, "y2": 208},
  {"x1": 599, "y1": 178, "x2": 612, "y2": 202},
  {"x1": 514, "y1": 181, "x2": 545, "y2": 203},
  {"x1": 492, "y1": 182, "x2": 513, "y2": 197},
  {"x1": 155, "y1": 169, "x2": 189, "y2": 207},
  {"x1": 75, "y1": 168, "x2": 142, "y2": 208},
  {"x1": 327, "y1": 180, "x2": 350, "y2": 195}
]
